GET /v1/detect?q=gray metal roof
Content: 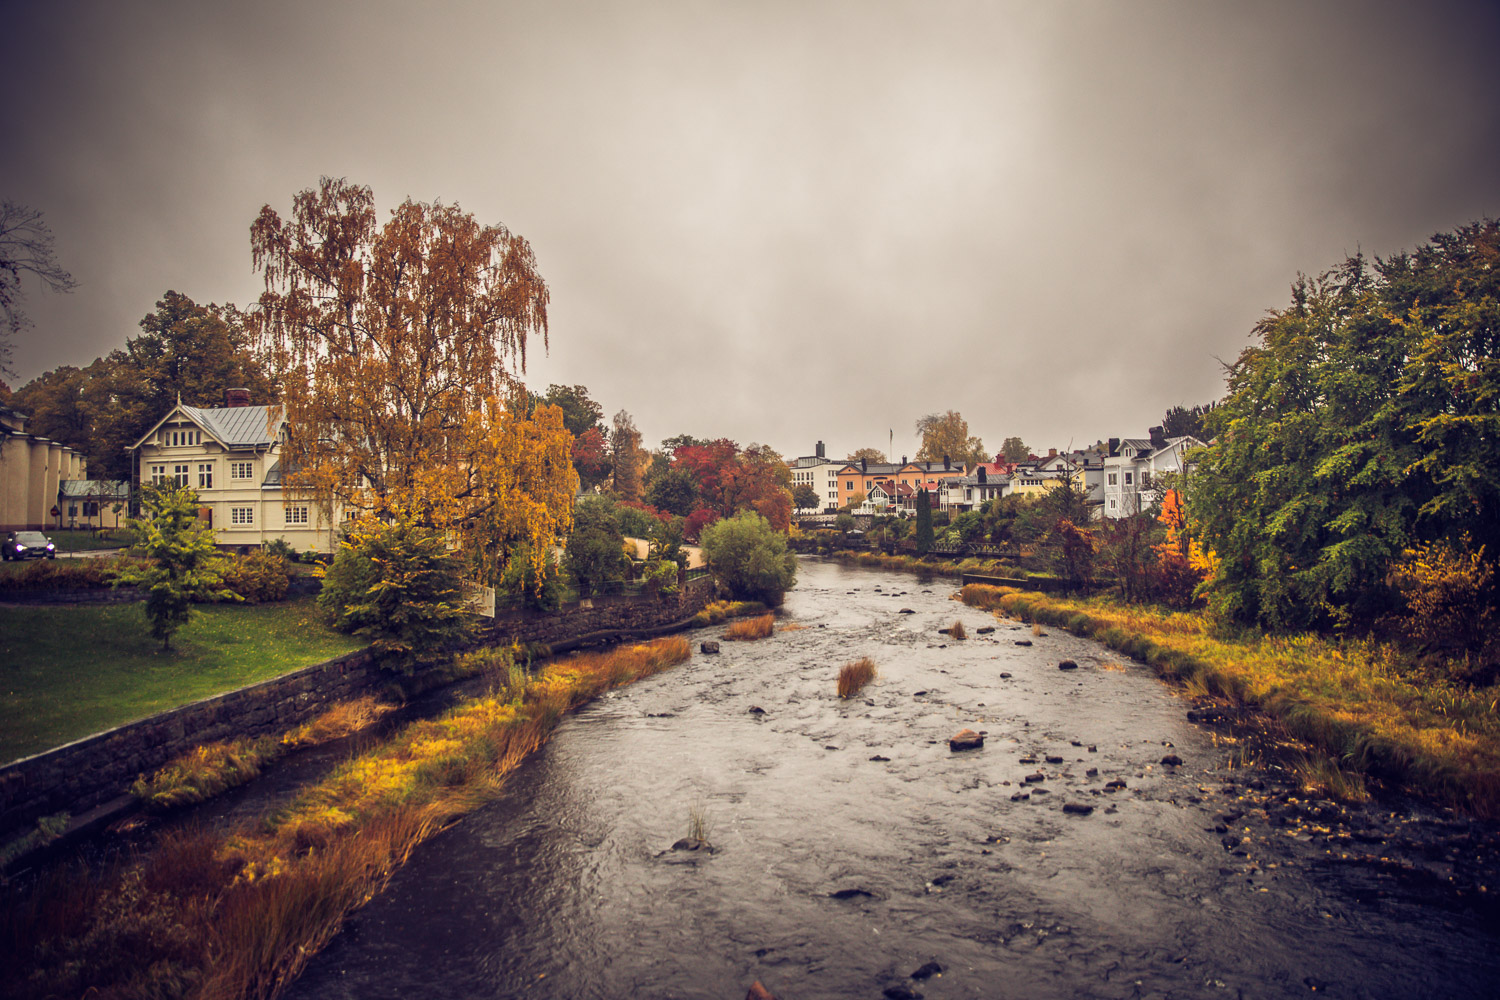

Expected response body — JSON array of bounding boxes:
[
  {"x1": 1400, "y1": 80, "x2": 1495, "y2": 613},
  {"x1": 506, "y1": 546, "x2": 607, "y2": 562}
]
[
  {"x1": 59, "y1": 479, "x2": 130, "y2": 499},
  {"x1": 180, "y1": 405, "x2": 281, "y2": 448}
]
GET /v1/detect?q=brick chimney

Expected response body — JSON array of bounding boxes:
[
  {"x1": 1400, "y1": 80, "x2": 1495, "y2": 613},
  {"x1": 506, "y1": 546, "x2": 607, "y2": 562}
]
[{"x1": 224, "y1": 388, "x2": 251, "y2": 408}]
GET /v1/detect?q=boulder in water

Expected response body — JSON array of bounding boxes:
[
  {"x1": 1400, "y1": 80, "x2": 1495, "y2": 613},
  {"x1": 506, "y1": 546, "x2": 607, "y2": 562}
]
[
  {"x1": 701, "y1": 641, "x2": 720, "y2": 654},
  {"x1": 949, "y1": 728, "x2": 985, "y2": 751}
]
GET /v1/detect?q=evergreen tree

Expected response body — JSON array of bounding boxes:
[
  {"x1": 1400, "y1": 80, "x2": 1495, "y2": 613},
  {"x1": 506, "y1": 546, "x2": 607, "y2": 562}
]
[
  {"x1": 115, "y1": 484, "x2": 233, "y2": 650},
  {"x1": 914, "y1": 487, "x2": 934, "y2": 553}
]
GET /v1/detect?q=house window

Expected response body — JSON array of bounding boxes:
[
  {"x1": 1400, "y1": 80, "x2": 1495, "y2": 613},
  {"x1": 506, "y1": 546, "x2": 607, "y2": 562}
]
[
  {"x1": 230, "y1": 506, "x2": 254, "y2": 525},
  {"x1": 1108, "y1": 497, "x2": 1117, "y2": 509},
  {"x1": 173, "y1": 465, "x2": 190, "y2": 487},
  {"x1": 83, "y1": 501, "x2": 99, "y2": 517},
  {"x1": 846, "y1": 481, "x2": 853, "y2": 490},
  {"x1": 231, "y1": 461, "x2": 254, "y2": 480},
  {"x1": 285, "y1": 505, "x2": 309, "y2": 526},
  {"x1": 198, "y1": 463, "x2": 214, "y2": 489},
  {"x1": 150, "y1": 464, "x2": 169, "y2": 485},
  {"x1": 1124, "y1": 472, "x2": 1134, "y2": 486},
  {"x1": 1107, "y1": 473, "x2": 1118, "y2": 486}
]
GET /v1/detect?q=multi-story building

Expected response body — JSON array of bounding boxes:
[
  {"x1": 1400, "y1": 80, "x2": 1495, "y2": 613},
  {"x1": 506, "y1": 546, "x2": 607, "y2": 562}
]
[
  {"x1": 1099, "y1": 429, "x2": 1205, "y2": 519},
  {"x1": 787, "y1": 441, "x2": 843, "y2": 511},
  {"x1": 1, "y1": 403, "x2": 89, "y2": 531},
  {"x1": 128, "y1": 390, "x2": 336, "y2": 552},
  {"x1": 834, "y1": 457, "x2": 964, "y2": 509}
]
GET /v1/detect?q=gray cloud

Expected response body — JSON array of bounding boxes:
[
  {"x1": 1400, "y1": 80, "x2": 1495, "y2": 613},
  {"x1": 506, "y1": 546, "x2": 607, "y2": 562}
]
[{"x1": 3, "y1": 0, "x2": 1496, "y2": 462}]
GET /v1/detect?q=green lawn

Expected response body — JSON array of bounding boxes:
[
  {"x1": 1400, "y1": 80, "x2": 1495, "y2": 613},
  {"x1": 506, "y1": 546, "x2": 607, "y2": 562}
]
[
  {"x1": 0, "y1": 597, "x2": 364, "y2": 764},
  {"x1": 48, "y1": 530, "x2": 132, "y2": 553}
]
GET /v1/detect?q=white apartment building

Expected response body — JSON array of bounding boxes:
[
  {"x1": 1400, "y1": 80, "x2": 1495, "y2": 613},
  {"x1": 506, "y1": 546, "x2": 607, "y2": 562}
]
[
  {"x1": 128, "y1": 393, "x2": 337, "y2": 552},
  {"x1": 788, "y1": 440, "x2": 842, "y2": 511},
  {"x1": 1099, "y1": 433, "x2": 1205, "y2": 519}
]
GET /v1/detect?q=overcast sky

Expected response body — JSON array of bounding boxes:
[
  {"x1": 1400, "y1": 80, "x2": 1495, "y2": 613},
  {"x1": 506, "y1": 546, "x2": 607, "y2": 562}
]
[{"x1": 3, "y1": 0, "x2": 1496, "y2": 462}]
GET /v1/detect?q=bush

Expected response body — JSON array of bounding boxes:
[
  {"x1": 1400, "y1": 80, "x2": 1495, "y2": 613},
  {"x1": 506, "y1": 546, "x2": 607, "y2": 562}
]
[
  {"x1": 838, "y1": 657, "x2": 877, "y2": 698},
  {"x1": 1387, "y1": 537, "x2": 1496, "y2": 656},
  {"x1": 0, "y1": 553, "x2": 145, "y2": 591},
  {"x1": 564, "y1": 496, "x2": 629, "y2": 599},
  {"x1": 219, "y1": 551, "x2": 292, "y2": 603},
  {"x1": 699, "y1": 510, "x2": 797, "y2": 607},
  {"x1": 317, "y1": 517, "x2": 473, "y2": 674},
  {"x1": 500, "y1": 542, "x2": 565, "y2": 612},
  {"x1": 724, "y1": 614, "x2": 774, "y2": 641}
]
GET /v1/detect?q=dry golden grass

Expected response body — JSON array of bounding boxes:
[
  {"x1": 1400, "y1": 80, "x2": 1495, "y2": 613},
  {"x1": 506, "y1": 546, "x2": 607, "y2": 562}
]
[
  {"x1": 724, "y1": 614, "x2": 775, "y2": 641},
  {"x1": 3, "y1": 637, "x2": 694, "y2": 1000},
  {"x1": 281, "y1": 696, "x2": 394, "y2": 749},
  {"x1": 960, "y1": 583, "x2": 1500, "y2": 817},
  {"x1": 1099, "y1": 661, "x2": 1127, "y2": 672},
  {"x1": 837, "y1": 657, "x2": 878, "y2": 698},
  {"x1": 778, "y1": 623, "x2": 808, "y2": 632},
  {"x1": 949, "y1": 619, "x2": 967, "y2": 640},
  {"x1": 1031, "y1": 622, "x2": 1044, "y2": 637}
]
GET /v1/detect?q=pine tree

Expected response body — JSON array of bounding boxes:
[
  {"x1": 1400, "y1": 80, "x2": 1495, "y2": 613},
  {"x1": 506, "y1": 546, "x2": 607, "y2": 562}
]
[{"x1": 915, "y1": 487, "x2": 935, "y2": 554}]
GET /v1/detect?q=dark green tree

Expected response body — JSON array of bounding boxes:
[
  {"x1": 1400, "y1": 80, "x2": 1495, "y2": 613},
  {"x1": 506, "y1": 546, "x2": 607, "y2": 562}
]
[
  {"x1": 646, "y1": 466, "x2": 701, "y2": 517},
  {"x1": 1161, "y1": 403, "x2": 1216, "y2": 441},
  {"x1": 914, "y1": 487, "x2": 935, "y2": 553},
  {"x1": 700, "y1": 509, "x2": 797, "y2": 606},
  {"x1": 791, "y1": 483, "x2": 820, "y2": 511},
  {"x1": 1191, "y1": 220, "x2": 1500, "y2": 630},
  {"x1": 115, "y1": 484, "x2": 234, "y2": 650},
  {"x1": 318, "y1": 517, "x2": 473, "y2": 673},
  {"x1": 998, "y1": 436, "x2": 1030, "y2": 462},
  {"x1": 540, "y1": 383, "x2": 606, "y2": 438},
  {"x1": 564, "y1": 495, "x2": 629, "y2": 599}
]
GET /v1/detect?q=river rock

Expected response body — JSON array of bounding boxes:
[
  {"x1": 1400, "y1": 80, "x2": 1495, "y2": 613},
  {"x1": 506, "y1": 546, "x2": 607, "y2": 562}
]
[
  {"x1": 746, "y1": 981, "x2": 777, "y2": 1000},
  {"x1": 1015, "y1": 639, "x2": 1033, "y2": 647},
  {"x1": 829, "y1": 887, "x2": 875, "y2": 899},
  {"x1": 1086, "y1": 767, "x2": 1098, "y2": 777},
  {"x1": 1161, "y1": 754, "x2": 1184, "y2": 766},
  {"x1": 672, "y1": 837, "x2": 710, "y2": 851},
  {"x1": 1063, "y1": 802, "x2": 1095, "y2": 815},
  {"x1": 899, "y1": 608, "x2": 915, "y2": 614},
  {"x1": 869, "y1": 754, "x2": 891, "y2": 762},
  {"x1": 999, "y1": 672, "x2": 1012, "y2": 678},
  {"x1": 1045, "y1": 755, "x2": 1064, "y2": 764},
  {"x1": 1058, "y1": 659, "x2": 1078, "y2": 670},
  {"x1": 1024, "y1": 772, "x2": 1045, "y2": 783},
  {"x1": 748, "y1": 706, "x2": 766, "y2": 715},
  {"x1": 950, "y1": 729, "x2": 985, "y2": 751},
  {"x1": 1019, "y1": 755, "x2": 1039, "y2": 764},
  {"x1": 1105, "y1": 778, "x2": 1127, "y2": 790},
  {"x1": 911, "y1": 961, "x2": 943, "y2": 980},
  {"x1": 976, "y1": 626, "x2": 995, "y2": 634},
  {"x1": 883, "y1": 986, "x2": 923, "y2": 1000},
  {"x1": 701, "y1": 641, "x2": 720, "y2": 654}
]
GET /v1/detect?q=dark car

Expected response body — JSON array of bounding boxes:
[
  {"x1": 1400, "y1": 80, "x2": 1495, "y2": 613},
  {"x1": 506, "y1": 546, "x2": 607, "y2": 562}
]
[{"x1": 4, "y1": 531, "x2": 56, "y2": 560}]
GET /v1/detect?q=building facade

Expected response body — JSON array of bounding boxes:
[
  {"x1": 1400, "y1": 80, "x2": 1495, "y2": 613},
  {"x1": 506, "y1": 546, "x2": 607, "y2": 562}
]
[
  {"x1": 128, "y1": 395, "x2": 337, "y2": 552},
  {"x1": 1, "y1": 404, "x2": 89, "y2": 531}
]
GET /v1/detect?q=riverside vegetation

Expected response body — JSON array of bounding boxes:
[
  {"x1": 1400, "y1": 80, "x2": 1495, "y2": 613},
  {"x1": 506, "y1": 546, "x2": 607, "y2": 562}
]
[
  {"x1": 0, "y1": 637, "x2": 691, "y2": 1000},
  {"x1": 961, "y1": 584, "x2": 1500, "y2": 817}
]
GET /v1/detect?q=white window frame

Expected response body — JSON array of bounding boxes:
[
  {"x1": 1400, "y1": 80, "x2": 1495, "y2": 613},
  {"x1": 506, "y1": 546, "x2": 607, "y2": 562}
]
[
  {"x1": 173, "y1": 464, "x2": 190, "y2": 487},
  {"x1": 198, "y1": 463, "x2": 214, "y2": 489},
  {"x1": 150, "y1": 464, "x2": 169, "y2": 486},
  {"x1": 285, "y1": 505, "x2": 309, "y2": 526},
  {"x1": 230, "y1": 461, "x2": 254, "y2": 481},
  {"x1": 230, "y1": 506, "x2": 254, "y2": 525}
]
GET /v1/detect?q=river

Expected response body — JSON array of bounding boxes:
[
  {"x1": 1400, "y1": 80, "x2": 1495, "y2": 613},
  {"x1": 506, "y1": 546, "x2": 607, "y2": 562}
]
[{"x1": 285, "y1": 557, "x2": 1500, "y2": 999}]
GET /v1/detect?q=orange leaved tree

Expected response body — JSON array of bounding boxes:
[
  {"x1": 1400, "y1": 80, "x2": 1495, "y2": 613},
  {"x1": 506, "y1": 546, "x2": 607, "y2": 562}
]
[{"x1": 250, "y1": 177, "x2": 575, "y2": 584}]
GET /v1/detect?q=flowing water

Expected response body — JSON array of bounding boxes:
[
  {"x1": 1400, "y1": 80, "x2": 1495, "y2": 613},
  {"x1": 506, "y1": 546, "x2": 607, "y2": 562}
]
[{"x1": 287, "y1": 559, "x2": 1500, "y2": 999}]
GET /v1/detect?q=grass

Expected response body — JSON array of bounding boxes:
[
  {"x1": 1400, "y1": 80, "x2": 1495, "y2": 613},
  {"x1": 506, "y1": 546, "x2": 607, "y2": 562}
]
[
  {"x1": 0, "y1": 597, "x2": 364, "y2": 764},
  {"x1": 837, "y1": 657, "x2": 878, "y2": 698},
  {"x1": 829, "y1": 550, "x2": 1020, "y2": 578},
  {"x1": 724, "y1": 614, "x2": 775, "y2": 641},
  {"x1": 687, "y1": 799, "x2": 714, "y2": 844},
  {"x1": 960, "y1": 583, "x2": 1500, "y2": 817},
  {"x1": 1, "y1": 637, "x2": 693, "y2": 1000},
  {"x1": 132, "y1": 697, "x2": 398, "y2": 812},
  {"x1": 47, "y1": 529, "x2": 133, "y2": 553},
  {"x1": 688, "y1": 600, "x2": 769, "y2": 627},
  {"x1": 949, "y1": 619, "x2": 967, "y2": 640}
]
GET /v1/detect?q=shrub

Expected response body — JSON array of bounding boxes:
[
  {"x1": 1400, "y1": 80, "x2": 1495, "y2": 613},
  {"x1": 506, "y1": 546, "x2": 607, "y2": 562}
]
[
  {"x1": 219, "y1": 550, "x2": 292, "y2": 603},
  {"x1": 0, "y1": 553, "x2": 146, "y2": 591},
  {"x1": 564, "y1": 496, "x2": 629, "y2": 599},
  {"x1": 499, "y1": 542, "x2": 565, "y2": 611},
  {"x1": 837, "y1": 657, "x2": 877, "y2": 698},
  {"x1": 262, "y1": 538, "x2": 297, "y2": 561},
  {"x1": 114, "y1": 484, "x2": 236, "y2": 649},
  {"x1": 724, "y1": 614, "x2": 774, "y2": 641},
  {"x1": 699, "y1": 510, "x2": 797, "y2": 607},
  {"x1": 950, "y1": 619, "x2": 967, "y2": 640},
  {"x1": 1387, "y1": 537, "x2": 1496, "y2": 656},
  {"x1": 317, "y1": 517, "x2": 473, "y2": 674},
  {"x1": 131, "y1": 736, "x2": 284, "y2": 810}
]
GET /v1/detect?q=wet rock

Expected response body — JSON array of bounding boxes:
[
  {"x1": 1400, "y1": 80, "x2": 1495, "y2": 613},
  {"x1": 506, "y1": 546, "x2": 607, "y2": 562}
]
[
  {"x1": 999, "y1": 672, "x2": 1012, "y2": 679},
  {"x1": 1105, "y1": 779, "x2": 1127, "y2": 790},
  {"x1": 1011, "y1": 791, "x2": 1031, "y2": 801},
  {"x1": 913, "y1": 690, "x2": 928, "y2": 697},
  {"x1": 748, "y1": 706, "x2": 766, "y2": 715},
  {"x1": 1018, "y1": 755, "x2": 1039, "y2": 764},
  {"x1": 1063, "y1": 802, "x2": 1095, "y2": 815},
  {"x1": 1161, "y1": 754, "x2": 1184, "y2": 766},
  {"x1": 1085, "y1": 767, "x2": 1098, "y2": 777},
  {"x1": 1024, "y1": 772, "x2": 1045, "y2": 784},
  {"x1": 883, "y1": 986, "x2": 923, "y2": 1000},
  {"x1": 938, "y1": 628, "x2": 952, "y2": 635},
  {"x1": 1045, "y1": 755, "x2": 1064, "y2": 764},
  {"x1": 746, "y1": 981, "x2": 777, "y2": 1000},
  {"x1": 829, "y1": 887, "x2": 875, "y2": 900},
  {"x1": 1071, "y1": 740, "x2": 1083, "y2": 746},
  {"x1": 672, "y1": 837, "x2": 710, "y2": 851},
  {"x1": 869, "y1": 755, "x2": 891, "y2": 762},
  {"x1": 1058, "y1": 660, "x2": 1078, "y2": 670},
  {"x1": 950, "y1": 729, "x2": 985, "y2": 751},
  {"x1": 1087, "y1": 745, "x2": 1097, "y2": 752},
  {"x1": 700, "y1": 641, "x2": 720, "y2": 654},
  {"x1": 1014, "y1": 639, "x2": 1033, "y2": 647},
  {"x1": 899, "y1": 608, "x2": 915, "y2": 614},
  {"x1": 976, "y1": 626, "x2": 995, "y2": 634},
  {"x1": 911, "y1": 961, "x2": 943, "y2": 980}
]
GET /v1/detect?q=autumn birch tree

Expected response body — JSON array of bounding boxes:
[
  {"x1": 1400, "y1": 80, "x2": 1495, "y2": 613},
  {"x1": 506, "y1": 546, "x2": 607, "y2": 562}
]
[{"x1": 250, "y1": 177, "x2": 575, "y2": 584}]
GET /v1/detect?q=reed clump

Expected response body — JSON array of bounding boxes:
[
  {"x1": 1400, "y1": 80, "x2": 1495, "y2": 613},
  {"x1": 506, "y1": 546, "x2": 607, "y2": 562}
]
[
  {"x1": 950, "y1": 619, "x2": 967, "y2": 640},
  {"x1": 131, "y1": 736, "x2": 285, "y2": 811},
  {"x1": 959, "y1": 582, "x2": 1500, "y2": 817},
  {"x1": 724, "y1": 614, "x2": 775, "y2": 641},
  {"x1": 689, "y1": 600, "x2": 768, "y2": 627},
  {"x1": 3, "y1": 636, "x2": 693, "y2": 1000},
  {"x1": 837, "y1": 657, "x2": 878, "y2": 698},
  {"x1": 281, "y1": 696, "x2": 394, "y2": 749}
]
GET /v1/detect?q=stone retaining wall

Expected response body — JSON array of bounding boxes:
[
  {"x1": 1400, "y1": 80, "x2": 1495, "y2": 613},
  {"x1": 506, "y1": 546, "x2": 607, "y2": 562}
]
[{"x1": 0, "y1": 576, "x2": 716, "y2": 847}]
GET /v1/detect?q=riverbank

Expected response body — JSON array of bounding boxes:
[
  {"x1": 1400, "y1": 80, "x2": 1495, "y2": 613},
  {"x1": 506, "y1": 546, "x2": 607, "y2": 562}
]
[
  {"x1": 0, "y1": 637, "x2": 692, "y2": 1000},
  {"x1": 961, "y1": 584, "x2": 1500, "y2": 818}
]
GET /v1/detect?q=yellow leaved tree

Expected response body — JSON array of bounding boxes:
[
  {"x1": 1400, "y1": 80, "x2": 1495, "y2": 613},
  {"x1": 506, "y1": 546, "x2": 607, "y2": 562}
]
[{"x1": 250, "y1": 177, "x2": 576, "y2": 585}]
